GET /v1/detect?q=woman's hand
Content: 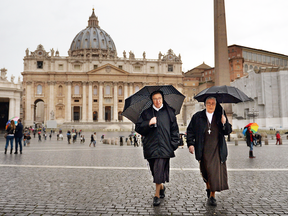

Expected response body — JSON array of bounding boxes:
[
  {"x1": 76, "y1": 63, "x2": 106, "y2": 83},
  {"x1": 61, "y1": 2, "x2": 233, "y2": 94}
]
[
  {"x1": 221, "y1": 114, "x2": 226, "y2": 124},
  {"x1": 149, "y1": 117, "x2": 157, "y2": 126},
  {"x1": 188, "y1": 145, "x2": 194, "y2": 154}
]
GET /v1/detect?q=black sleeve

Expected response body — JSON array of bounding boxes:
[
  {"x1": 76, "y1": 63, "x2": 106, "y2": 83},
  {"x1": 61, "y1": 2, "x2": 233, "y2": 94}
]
[
  {"x1": 135, "y1": 113, "x2": 152, "y2": 136},
  {"x1": 170, "y1": 116, "x2": 180, "y2": 150},
  {"x1": 186, "y1": 114, "x2": 197, "y2": 148}
]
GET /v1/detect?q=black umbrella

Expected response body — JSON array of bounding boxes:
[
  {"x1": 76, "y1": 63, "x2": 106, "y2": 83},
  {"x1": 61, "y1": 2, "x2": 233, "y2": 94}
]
[
  {"x1": 194, "y1": 85, "x2": 252, "y2": 103},
  {"x1": 122, "y1": 85, "x2": 185, "y2": 124}
]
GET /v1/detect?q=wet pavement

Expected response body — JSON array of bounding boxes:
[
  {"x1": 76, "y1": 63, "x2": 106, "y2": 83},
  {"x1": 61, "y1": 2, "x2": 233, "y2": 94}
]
[{"x1": 0, "y1": 133, "x2": 287, "y2": 215}]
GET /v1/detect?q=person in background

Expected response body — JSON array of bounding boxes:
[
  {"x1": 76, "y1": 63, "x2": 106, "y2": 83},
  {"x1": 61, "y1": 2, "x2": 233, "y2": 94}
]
[
  {"x1": 276, "y1": 131, "x2": 281, "y2": 145},
  {"x1": 14, "y1": 119, "x2": 23, "y2": 154},
  {"x1": 246, "y1": 126, "x2": 255, "y2": 158},
  {"x1": 5, "y1": 120, "x2": 16, "y2": 154}
]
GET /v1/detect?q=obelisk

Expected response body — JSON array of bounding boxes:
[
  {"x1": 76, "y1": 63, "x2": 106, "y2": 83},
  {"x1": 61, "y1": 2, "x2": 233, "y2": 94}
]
[{"x1": 214, "y1": 0, "x2": 230, "y2": 86}]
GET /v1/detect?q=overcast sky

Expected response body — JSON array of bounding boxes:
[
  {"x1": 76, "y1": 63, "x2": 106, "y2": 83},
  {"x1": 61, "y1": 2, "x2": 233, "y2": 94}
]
[{"x1": 1, "y1": 0, "x2": 288, "y2": 81}]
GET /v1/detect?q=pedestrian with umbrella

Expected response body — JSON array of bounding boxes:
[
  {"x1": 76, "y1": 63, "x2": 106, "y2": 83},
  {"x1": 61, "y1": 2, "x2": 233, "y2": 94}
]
[
  {"x1": 5, "y1": 120, "x2": 16, "y2": 154},
  {"x1": 123, "y1": 85, "x2": 184, "y2": 206},
  {"x1": 243, "y1": 123, "x2": 259, "y2": 158},
  {"x1": 187, "y1": 85, "x2": 249, "y2": 207}
]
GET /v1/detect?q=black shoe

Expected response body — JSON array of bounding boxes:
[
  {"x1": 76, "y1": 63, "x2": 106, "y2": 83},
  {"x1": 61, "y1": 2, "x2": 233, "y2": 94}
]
[
  {"x1": 160, "y1": 185, "x2": 165, "y2": 198},
  {"x1": 206, "y1": 189, "x2": 210, "y2": 198},
  {"x1": 207, "y1": 197, "x2": 217, "y2": 206},
  {"x1": 153, "y1": 196, "x2": 160, "y2": 206},
  {"x1": 14, "y1": 152, "x2": 18, "y2": 154},
  {"x1": 20, "y1": 151, "x2": 22, "y2": 154}
]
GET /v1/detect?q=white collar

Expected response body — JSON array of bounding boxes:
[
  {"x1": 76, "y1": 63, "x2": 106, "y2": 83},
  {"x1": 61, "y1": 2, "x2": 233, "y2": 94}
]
[
  {"x1": 206, "y1": 111, "x2": 214, "y2": 124},
  {"x1": 153, "y1": 104, "x2": 163, "y2": 111}
]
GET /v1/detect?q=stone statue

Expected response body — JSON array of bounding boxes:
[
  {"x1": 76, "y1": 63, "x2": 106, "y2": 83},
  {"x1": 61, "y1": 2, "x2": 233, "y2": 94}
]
[
  {"x1": 143, "y1": 51, "x2": 146, "y2": 59},
  {"x1": 178, "y1": 54, "x2": 181, "y2": 61},
  {"x1": 56, "y1": 50, "x2": 59, "y2": 56},
  {"x1": 25, "y1": 48, "x2": 29, "y2": 57},
  {"x1": 11, "y1": 75, "x2": 15, "y2": 83},
  {"x1": 50, "y1": 110, "x2": 55, "y2": 120},
  {"x1": 0, "y1": 68, "x2": 7, "y2": 80},
  {"x1": 18, "y1": 76, "x2": 21, "y2": 84},
  {"x1": 129, "y1": 51, "x2": 135, "y2": 59},
  {"x1": 51, "y1": 48, "x2": 55, "y2": 57},
  {"x1": 68, "y1": 49, "x2": 71, "y2": 56},
  {"x1": 158, "y1": 52, "x2": 163, "y2": 60},
  {"x1": 123, "y1": 50, "x2": 126, "y2": 58}
]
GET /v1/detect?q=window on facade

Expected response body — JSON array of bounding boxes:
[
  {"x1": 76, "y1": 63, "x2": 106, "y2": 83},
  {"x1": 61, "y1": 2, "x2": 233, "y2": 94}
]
[
  {"x1": 58, "y1": 64, "x2": 63, "y2": 70},
  {"x1": 37, "y1": 85, "x2": 42, "y2": 94},
  {"x1": 118, "y1": 86, "x2": 122, "y2": 95},
  {"x1": 150, "y1": 66, "x2": 155, "y2": 72},
  {"x1": 243, "y1": 51, "x2": 247, "y2": 59},
  {"x1": 134, "y1": 66, "x2": 141, "y2": 72},
  {"x1": 37, "y1": 61, "x2": 43, "y2": 69},
  {"x1": 119, "y1": 100, "x2": 122, "y2": 102},
  {"x1": 74, "y1": 65, "x2": 81, "y2": 70},
  {"x1": 271, "y1": 57, "x2": 275, "y2": 65},
  {"x1": 247, "y1": 52, "x2": 252, "y2": 61},
  {"x1": 284, "y1": 60, "x2": 287, "y2": 66},
  {"x1": 118, "y1": 112, "x2": 123, "y2": 121},
  {"x1": 275, "y1": 58, "x2": 279, "y2": 66},
  {"x1": 249, "y1": 65, "x2": 253, "y2": 70},
  {"x1": 74, "y1": 85, "x2": 80, "y2": 94},
  {"x1": 168, "y1": 65, "x2": 173, "y2": 72},
  {"x1": 237, "y1": 74, "x2": 240, "y2": 77},
  {"x1": 205, "y1": 72, "x2": 207, "y2": 75},
  {"x1": 105, "y1": 85, "x2": 111, "y2": 95},
  {"x1": 93, "y1": 111, "x2": 98, "y2": 121},
  {"x1": 58, "y1": 85, "x2": 63, "y2": 95},
  {"x1": 252, "y1": 53, "x2": 257, "y2": 61},
  {"x1": 266, "y1": 56, "x2": 271, "y2": 64},
  {"x1": 209, "y1": 71, "x2": 211, "y2": 74},
  {"x1": 94, "y1": 65, "x2": 98, "y2": 69},
  {"x1": 257, "y1": 54, "x2": 262, "y2": 63},
  {"x1": 254, "y1": 66, "x2": 258, "y2": 71},
  {"x1": 262, "y1": 55, "x2": 266, "y2": 63},
  {"x1": 74, "y1": 100, "x2": 79, "y2": 102},
  {"x1": 135, "y1": 86, "x2": 140, "y2": 92},
  {"x1": 93, "y1": 87, "x2": 97, "y2": 95},
  {"x1": 118, "y1": 65, "x2": 123, "y2": 69},
  {"x1": 280, "y1": 59, "x2": 283, "y2": 66},
  {"x1": 93, "y1": 100, "x2": 97, "y2": 102}
]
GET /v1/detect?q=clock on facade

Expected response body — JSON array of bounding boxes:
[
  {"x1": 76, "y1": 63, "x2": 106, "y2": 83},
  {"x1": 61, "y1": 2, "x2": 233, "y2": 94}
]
[
  {"x1": 38, "y1": 51, "x2": 43, "y2": 56},
  {"x1": 168, "y1": 55, "x2": 173, "y2": 60}
]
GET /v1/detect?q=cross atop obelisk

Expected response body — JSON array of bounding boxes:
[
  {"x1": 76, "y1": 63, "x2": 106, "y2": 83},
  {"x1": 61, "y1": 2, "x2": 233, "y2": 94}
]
[{"x1": 214, "y1": 0, "x2": 230, "y2": 86}]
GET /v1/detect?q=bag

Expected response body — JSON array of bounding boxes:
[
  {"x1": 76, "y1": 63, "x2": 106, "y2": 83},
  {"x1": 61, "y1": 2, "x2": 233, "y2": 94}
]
[
  {"x1": 4, "y1": 133, "x2": 7, "y2": 139},
  {"x1": 27, "y1": 136, "x2": 31, "y2": 140}
]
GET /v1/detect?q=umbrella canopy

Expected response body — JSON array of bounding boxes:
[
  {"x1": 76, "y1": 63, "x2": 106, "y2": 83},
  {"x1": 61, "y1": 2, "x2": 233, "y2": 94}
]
[
  {"x1": 5, "y1": 116, "x2": 20, "y2": 129},
  {"x1": 245, "y1": 122, "x2": 259, "y2": 133},
  {"x1": 194, "y1": 85, "x2": 251, "y2": 103},
  {"x1": 122, "y1": 85, "x2": 185, "y2": 124}
]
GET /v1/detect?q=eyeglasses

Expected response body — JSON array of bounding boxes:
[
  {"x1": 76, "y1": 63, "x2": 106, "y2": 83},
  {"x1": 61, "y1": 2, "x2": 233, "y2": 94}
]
[
  {"x1": 152, "y1": 97, "x2": 162, "y2": 101},
  {"x1": 206, "y1": 102, "x2": 216, "y2": 106}
]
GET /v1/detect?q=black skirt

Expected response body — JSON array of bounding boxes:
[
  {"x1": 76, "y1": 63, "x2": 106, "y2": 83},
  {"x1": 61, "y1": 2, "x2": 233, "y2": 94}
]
[{"x1": 147, "y1": 158, "x2": 170, "y2": 184}]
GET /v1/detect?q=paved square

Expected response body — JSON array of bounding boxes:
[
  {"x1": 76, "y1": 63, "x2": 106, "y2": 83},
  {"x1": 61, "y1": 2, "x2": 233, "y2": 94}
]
[{"x1": 0, "y1": 133, "x2": 288, "y2": 215}]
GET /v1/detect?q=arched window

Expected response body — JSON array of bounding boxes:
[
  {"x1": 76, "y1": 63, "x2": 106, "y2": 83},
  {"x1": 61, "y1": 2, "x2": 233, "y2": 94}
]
[
  {"x1": 93, "y1": 86, "x2": 97, "y2": 95},
  {"x1": 58, "y1": 85, "x2": 63, "y2": 95},
  {"x1": 118, "y1": 86, "x2": 122, "y2": 95},
  {"x1": 135, "y1": 86, "x2": 140, "y2": 92},
  {"x1": 249, "y1": 65, "x2": 253, "y2": 70},
  {"x1": 105, "y1": 85, "x2": 110, "y2": 95},
  {"x1": 244, "y1": 64, "x2": 248, "y2": 73},
  {"x1": 74, "y1": 85, "x2": 80, "y2": 94},
  {"x1": 37, "y1": 85, "x2": 42, "y2": 94}
]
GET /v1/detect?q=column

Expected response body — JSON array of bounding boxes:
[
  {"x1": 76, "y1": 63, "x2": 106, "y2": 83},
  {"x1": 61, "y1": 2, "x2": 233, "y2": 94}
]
[
  {"x1": 44, "y1": 104, "x2": 48, "y2": 123},
  {"x1": 8, "y1": 98, "x2": 15, "y2": 119},
  {"x1": 48, "y1": 81, "x2": 55, "y2": 120},
  {"x1": 129, "y1": 82, "x2": 133, "y2": 96},
  {"x1": 15, "y1": 98, "x2": 20, "y2": 119},
  {"x1": 98, "y1": 81, "x2": 104, "y2": 122},
  {"x1": 123, "y1": 82, "x2": 129, "y2": 122},
  {"x1": 25, "y1": 81, "x2": 33, "y2": 125},
  {"x1": 82, "y1": 81, "x2": 87, "y2": 122},
  {"x1": 88, "y1": 81, "x2": 93, "y2": 122},
  {"x1": 66, "y1": 81, "x2": 72, "y2": 122},
  {"x1": 113, "y1": 82, "x2": 118, "y2": 122}
]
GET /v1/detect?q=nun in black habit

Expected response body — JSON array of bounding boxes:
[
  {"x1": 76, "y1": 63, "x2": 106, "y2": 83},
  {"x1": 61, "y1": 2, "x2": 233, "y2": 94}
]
[{"x1": 186, "y1": 96, "x2": 232, "y2": 206}]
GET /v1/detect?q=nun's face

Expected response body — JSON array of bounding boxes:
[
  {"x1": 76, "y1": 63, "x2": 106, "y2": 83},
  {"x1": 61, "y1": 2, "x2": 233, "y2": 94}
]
[
  {"x1": 152, "y1": 93, "x2": 163, "y2": 108},
  {"x1": 205, "y1": 98, "x2": 216, "y2": 113}
]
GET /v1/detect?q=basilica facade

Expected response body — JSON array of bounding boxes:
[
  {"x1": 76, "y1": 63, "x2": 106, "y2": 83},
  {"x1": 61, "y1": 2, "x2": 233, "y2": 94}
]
[{"x1": 21, "y1": 10, "x2": 183, "y2": 129}]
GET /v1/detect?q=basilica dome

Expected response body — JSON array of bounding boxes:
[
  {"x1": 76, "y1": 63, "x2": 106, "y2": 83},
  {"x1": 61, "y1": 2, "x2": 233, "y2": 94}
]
[{"x1": 69, "y1": 9, "x2": 117, "y2": 58}]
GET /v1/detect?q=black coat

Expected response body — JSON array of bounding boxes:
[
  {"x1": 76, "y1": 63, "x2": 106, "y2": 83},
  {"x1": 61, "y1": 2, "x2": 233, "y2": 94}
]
[
  {"x1": 135, "y1": 104, "x2": 180, "y2": 159},
  {"x1": 186, "y1": 103, "x2": 232, "y2": 162},
  {"x1": 15, "y1": 123, "x2": 23, "y2": 138}
]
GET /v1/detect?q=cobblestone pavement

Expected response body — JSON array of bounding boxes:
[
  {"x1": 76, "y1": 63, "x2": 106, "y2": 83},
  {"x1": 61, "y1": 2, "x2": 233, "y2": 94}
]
[{"x1": 0, "y1": 133, "x2": 288, "y2": 215}]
